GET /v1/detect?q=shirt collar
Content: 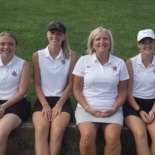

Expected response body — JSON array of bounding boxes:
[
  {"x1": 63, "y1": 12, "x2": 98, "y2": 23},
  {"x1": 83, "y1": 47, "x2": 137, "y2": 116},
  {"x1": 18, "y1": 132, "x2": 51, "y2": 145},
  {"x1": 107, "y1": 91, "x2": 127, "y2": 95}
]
[
  {"x1": 137, "y1": 53, "x2": 143, "y2": 65},
  {"x1": 152, "y1": 55, "x2": 155, "y2": 65},
  {"x1": 45, "y1": 46, "x2": 64, "y2": 59},
  {"x1": 91, "y1": 52, "x2": 113, "y2": 65},
  {"x1": 0, "y1": 55, "x2": 16, "y2": 67},
  {"x1": 91, "y1": 52, "x2": 98, "y2": 62},
  {"x1": 137, "y1": 53, "x2": 155, "y2": 66},
  {"x1": 0, "y1": 55, "x2": 3, "y2": 66}
]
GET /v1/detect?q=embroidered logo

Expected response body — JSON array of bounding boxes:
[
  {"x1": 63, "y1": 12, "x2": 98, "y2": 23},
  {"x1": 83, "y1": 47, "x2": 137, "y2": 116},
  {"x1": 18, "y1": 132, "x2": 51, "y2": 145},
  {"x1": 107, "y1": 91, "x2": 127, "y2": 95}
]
[
  {"x1": 61, "y1": 59, "x2": 66, "y2": 64},
  {"x1": 111, "y1": 66, "x2": 117, "y2": 71},
  {"x1": 87, "y1": 66, "x2": 92, "y2": 68},
  {"x1": 55, "y1": 23, "x2": 59, "y2": 27},
  {"x1": 153, "y1": 69, "x2": 155, "y2": 73},
  {"x1": 12, "y1": 71, "x2": 17, "y2": 76}
]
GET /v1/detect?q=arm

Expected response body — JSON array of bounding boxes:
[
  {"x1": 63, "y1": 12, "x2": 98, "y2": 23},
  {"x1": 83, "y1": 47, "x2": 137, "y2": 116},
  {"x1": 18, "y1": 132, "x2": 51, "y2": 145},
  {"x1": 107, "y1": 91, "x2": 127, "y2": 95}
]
[
  {"x1": 0, "y1": 61, "x2": 30, "y2": 117},
  {"x1": 32, "y1": 52, "x2": 52, "y2": 121},
  {"x1": 73, "y1": 75, "x2": 102, "y2": 117},
  {"x1": 126, "y1": 59, "x2": 152, "y2": 123},
  {"x1": 51, "y1": 51, "x2": 77, "y2": 119},
  {"x1": 126, "y1": 59, "x2": 140, "y2": 110}
]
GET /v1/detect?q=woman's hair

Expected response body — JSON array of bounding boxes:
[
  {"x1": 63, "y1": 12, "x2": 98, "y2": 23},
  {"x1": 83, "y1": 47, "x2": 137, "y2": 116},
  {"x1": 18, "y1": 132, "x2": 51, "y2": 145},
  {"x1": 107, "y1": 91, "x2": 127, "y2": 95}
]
[
  {"x1": 47, "y1": 21, "x2": 71, "y2": 59},
  {"x1": 86, "y1": 27, "x2": 114, "y2": 54},
  {"x1": 0, "y1": 31, "x2": 18, "y2": 45},
  {"x1": 61, "y1": 36, "x2": 71, "y2": 59}
]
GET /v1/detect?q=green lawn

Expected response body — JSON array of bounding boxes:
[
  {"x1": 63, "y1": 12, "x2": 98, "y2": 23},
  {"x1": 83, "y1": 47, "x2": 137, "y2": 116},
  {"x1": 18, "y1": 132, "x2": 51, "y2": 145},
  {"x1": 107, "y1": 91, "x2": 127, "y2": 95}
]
[{"x1": 0, "y1": 0, "x2": 155, "y2": 110}]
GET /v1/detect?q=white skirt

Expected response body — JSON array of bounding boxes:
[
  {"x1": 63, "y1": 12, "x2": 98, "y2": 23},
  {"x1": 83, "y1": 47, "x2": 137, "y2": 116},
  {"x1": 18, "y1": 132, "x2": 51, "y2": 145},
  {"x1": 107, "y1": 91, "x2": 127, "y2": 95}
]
[{"x1": 75, "y1": 107, "x2": 123, "y2": 126}]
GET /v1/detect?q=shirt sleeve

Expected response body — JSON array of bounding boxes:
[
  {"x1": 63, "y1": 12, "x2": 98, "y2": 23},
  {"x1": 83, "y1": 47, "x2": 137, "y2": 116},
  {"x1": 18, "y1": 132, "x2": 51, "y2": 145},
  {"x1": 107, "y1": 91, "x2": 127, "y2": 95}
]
[
  {"x1": 72, "y1": 56, "x2": 85, "y2": 77},
  {"x1": 119, "y1": 61, "x2": 129, "y2": 81}
]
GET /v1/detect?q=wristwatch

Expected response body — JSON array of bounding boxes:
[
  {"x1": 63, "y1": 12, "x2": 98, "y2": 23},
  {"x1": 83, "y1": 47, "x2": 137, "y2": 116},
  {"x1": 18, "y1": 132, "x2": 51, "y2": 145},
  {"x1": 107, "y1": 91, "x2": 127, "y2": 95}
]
[{"x1": 135, "y1": 108, "x2": 142, "y2": 114}]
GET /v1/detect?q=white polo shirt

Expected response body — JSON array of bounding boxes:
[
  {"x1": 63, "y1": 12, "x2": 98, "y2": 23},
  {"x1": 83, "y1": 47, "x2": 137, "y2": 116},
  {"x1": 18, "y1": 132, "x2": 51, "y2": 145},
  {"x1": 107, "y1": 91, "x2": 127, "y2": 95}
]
[
  {"x1": 0, "y1": 55, "x2": 25, "y2": 100},
  {"x1": 38, "y1": 46, "x2": 71, "y2": 96},
  {"x1": 73, "y1": 53, "x2": 129, "y2": 110},
  {"x1": 131, "y1": 53, "x2": 155, "y2": 99}
]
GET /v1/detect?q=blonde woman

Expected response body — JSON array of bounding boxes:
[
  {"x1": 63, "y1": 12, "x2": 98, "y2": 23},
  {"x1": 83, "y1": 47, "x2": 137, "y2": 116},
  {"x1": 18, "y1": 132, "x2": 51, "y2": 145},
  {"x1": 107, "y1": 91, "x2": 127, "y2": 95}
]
[
  {"x1": 73, "y1": 27, "x2": 129, "y2": 155},
  {"x1": 32, "y1": 21, "x2": 76, "y2": 155}
]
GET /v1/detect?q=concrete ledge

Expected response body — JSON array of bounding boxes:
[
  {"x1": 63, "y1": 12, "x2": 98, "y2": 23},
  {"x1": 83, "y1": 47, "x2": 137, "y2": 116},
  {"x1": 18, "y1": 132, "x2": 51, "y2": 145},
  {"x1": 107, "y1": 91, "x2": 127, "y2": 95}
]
[{"x1": 6, "y1": 121, "x2": 138, "y2": 155}]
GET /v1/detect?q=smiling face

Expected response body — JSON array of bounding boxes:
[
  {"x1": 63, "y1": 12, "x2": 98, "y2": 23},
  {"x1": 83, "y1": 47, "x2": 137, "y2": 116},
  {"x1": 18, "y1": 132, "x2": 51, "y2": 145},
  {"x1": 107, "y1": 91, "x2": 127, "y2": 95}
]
[
  {"x1": 92, "y1": 30, "x2": 111, "y2": 54},
  {"x1": 137, "y1": 37, "x2": 155, "y2": 55},
  {"x1": 47, "y1": 29, "x2": 66, "y2": 47},
  {"x1": 0, "y1": 35, "x2": 17, "y2": 59}
]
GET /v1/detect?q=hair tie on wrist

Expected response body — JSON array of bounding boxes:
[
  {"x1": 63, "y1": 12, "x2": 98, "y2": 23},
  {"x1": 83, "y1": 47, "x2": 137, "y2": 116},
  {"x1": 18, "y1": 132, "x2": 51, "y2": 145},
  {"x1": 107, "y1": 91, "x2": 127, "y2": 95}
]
[
  {"x1": 135, "y1": 108, "x2": 142, "y2": 114},
  {"x1": 43, "y1": 104, "x2": 49, "y2": 107},
  {"x1": 84, "y1": 106, "x2": 89, "y2": 111}
]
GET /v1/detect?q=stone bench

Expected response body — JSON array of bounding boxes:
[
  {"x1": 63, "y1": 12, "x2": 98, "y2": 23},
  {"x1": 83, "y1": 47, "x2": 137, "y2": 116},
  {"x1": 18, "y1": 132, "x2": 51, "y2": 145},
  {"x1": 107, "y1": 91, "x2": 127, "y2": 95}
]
[{"x1": 6, "y1": 121, "x2": 138, "y2": 155}]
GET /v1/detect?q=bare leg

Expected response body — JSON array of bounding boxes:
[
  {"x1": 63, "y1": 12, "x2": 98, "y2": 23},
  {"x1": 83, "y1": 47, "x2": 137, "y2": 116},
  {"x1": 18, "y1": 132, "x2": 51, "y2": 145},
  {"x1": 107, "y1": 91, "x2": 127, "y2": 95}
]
[
  {"x1": 0, "y1": 114, "x2": 22, "y2": 155},
  {"x1": 78, "y1": 122, "x2": 100, "y2": 155},
  {"x1": 32, "y1": 112, "x2": 50, "y2": 155},
  {"x1": 102, "y1": 123, "x2": 122, "y2": 155},
  {"x1": 147, "y1": 120, "x2": 155, "y2": 155},
  {"x1": 125, "y1": 116, "x2": 151, "y2": 155},
  {"x1": 49, "y1": 112, "x2": 70, "y2": 155}
]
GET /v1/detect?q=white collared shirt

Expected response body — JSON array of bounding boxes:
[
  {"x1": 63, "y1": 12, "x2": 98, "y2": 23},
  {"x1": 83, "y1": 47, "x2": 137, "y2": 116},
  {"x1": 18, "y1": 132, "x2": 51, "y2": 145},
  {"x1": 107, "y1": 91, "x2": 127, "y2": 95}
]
[
  {"x1": 73, "y1": 53, "x2": 129, "y2": 109},
  {"x1": 38, "y1": 46, "x2": 71, "y2": 96},
  {"x1": 131, "y1": 53, "x2": 155, "y2": 99},
  {"x1": 0, "y1": 55, "x2": 25, "y2": 100}
]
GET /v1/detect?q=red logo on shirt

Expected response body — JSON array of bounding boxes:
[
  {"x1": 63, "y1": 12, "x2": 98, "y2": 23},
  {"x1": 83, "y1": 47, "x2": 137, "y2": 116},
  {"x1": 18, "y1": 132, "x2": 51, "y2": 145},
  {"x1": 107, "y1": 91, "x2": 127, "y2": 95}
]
[
  {"x1": 61, "y1": 59, "x2": 66, "y2": 64},
  {"x1": 111, "y1": 66, "x2": 117, "y2": 71},
  {"x1": 153, "y1": 69, "x2": 155, "y2": 73},
  {"x1": 12, "y1": 71, "x2": 17, "y2": 76}
]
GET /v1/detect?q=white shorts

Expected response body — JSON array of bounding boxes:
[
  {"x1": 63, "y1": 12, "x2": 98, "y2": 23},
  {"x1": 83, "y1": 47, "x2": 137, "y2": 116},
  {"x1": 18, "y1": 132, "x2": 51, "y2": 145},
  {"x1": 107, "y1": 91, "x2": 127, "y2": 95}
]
[{"x1": 75, "y1": 107, "x2": 123, "y2": 126}]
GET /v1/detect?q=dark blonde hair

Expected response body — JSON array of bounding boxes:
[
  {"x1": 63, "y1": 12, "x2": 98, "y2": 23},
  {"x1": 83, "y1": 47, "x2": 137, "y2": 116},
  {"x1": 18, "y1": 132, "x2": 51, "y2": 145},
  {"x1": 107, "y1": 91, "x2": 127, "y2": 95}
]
[
  {"x1": 0, "y1": 31, "x2": 18, "y2": 45},
  {"x1": 86, "y1": 27, "x2": 114, "y2": 54},
  {"x1": 47, "y1": 21, "x2": 71, "y2": 59}
]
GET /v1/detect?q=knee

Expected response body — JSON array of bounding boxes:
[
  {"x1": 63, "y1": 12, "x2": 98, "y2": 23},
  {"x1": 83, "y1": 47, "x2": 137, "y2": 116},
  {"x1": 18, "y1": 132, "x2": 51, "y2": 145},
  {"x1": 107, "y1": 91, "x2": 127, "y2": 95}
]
[
  {"x1": 51, "y1": 126, "x2": 65, "y2": 139},
  {"x1": 105, "y1": 134, "x2": 121, "y2": 150},
  {"x1": 34, "y1": 125, "x2": 48, "y2": 136},
  {"x1": 134, "y1": 130, "x2": 147, "y2": 141},
  {"x1": 80, "y1": 131, "x2": 96, "y2": 146}
]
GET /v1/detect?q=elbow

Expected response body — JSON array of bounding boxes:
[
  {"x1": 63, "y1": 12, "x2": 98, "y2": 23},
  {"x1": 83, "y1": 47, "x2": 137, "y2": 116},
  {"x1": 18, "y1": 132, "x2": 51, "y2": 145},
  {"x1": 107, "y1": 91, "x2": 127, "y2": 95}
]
[
  {"x1": 65, "y1": 81, "x2": 73, "y2": 93},
  {"x1": 18, "y1": 90, "x2": 27, "y2": 98},
  {"x1": 73, "y1": 88, "x2": 81, "y2": 98}
]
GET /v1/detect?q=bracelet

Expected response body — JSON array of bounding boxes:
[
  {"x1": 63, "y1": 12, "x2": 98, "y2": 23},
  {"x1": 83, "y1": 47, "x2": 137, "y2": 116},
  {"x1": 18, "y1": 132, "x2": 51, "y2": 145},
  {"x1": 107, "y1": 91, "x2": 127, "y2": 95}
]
[
  {"x1": 43, "y1": 104, "x2": 49, "y2": 107},
  {"x1": 84, "y1": 106, "x2": 89, "y2": 111}
]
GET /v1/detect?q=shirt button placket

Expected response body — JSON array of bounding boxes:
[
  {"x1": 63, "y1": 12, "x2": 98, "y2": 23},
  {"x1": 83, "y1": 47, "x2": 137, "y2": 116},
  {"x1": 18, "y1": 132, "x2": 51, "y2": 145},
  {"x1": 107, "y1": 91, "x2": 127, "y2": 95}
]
[{"x1": 3, "y1": 66, "x2": 7, "y2": 79}]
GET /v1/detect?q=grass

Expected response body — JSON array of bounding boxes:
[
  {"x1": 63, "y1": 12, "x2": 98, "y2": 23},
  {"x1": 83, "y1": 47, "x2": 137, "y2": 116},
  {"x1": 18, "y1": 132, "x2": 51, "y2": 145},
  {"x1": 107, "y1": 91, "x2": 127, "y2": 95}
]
[{"x1": 0, "y1": 0, "x2": 155, "y2": 111}]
